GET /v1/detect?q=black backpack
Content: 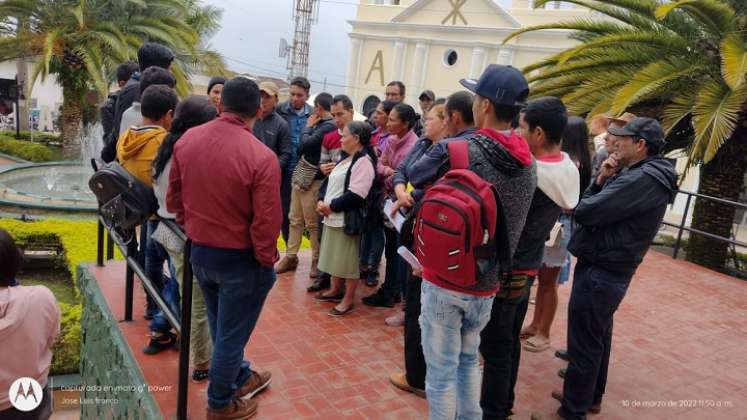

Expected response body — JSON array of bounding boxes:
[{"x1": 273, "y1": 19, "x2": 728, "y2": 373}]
[{"x1": 88, "y1": 160, "x2": 157, "y2": 240}]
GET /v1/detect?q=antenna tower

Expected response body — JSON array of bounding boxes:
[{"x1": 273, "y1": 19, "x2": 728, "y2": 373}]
[{"x1": 288, "y1": 0, "x2": 319, "y2": 79}]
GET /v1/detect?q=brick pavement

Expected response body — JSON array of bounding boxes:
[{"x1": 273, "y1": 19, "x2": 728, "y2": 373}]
[{"x1": 86, "y1": 250, "x2": 746, "y2": 419}]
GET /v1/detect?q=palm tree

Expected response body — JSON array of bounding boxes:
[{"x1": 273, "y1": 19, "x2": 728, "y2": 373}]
[
  {"x1": 0, "y1": 0, "x2": 227, "y2": 157},
  {"x1": 505, "y1": 0, "x2": 747, "y2": 272}
]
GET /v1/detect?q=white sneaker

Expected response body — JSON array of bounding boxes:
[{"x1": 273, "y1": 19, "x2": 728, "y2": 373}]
[{"x1": 385, "y1": 311, "x2": 405, "y2": 327}]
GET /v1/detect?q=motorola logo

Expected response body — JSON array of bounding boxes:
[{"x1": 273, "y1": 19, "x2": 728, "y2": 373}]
[{"x1": 8, "y1": 377, "x2": 43, "y2": 412}]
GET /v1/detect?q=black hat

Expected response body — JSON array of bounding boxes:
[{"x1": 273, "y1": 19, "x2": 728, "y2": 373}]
[
  {"x1": 459, "y1": 64, "x2": 529, "y2": 107},
  {"x1": 607, "y1": 117, "x2": 666, "y2": 151},
  {"x1": 137, "y1": 42, "x2": 175, "y2": 71},
  {"x1": 419, "y1": 89, "x2": 435, "y2": 101},
  {"x1": 207, "y1": 76, "x2": 227, "y2": 95}
]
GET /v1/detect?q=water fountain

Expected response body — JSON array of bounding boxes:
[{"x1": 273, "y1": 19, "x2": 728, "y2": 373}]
[{"x1": 0, "y1": 124, "x2": 102, "y2": 214}]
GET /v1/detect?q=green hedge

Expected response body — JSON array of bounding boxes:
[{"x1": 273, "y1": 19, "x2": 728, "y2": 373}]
[
  {"x1": 0, "y1": 130, "x2": 61, "y2": 146},
  {"x1": 0, "y1": 218, "x2": 121, "y2": 374},
  {"x1": 0, "y1": 135, "x2": 57, "y2": 162}
]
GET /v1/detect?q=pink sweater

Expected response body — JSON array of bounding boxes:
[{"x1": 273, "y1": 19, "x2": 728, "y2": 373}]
[
  {"x1": 378, "y1": 129, "x2": 418, "y2": 192},
  {"x1": 0, "y1": 285, "x2": 60, "y2": 411}
]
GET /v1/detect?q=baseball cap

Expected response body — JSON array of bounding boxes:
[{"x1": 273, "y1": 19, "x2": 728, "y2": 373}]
[
  {"x1": 419, "y1": 89, "x2": 435, "y2": 101},
  {"x1": 459, "y1": 64, "x2": 529, "y2": 106},
  {"x1": 259, "y1": 81, "x2": 279, "y2": 97},
  {"x1": 607, "y1": 117, "x2": 666, "y2": 151}
]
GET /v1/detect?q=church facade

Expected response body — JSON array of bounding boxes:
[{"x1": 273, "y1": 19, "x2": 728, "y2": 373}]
[{"x1": 346, "y1": 0, "x2": 593, "y2": 109}]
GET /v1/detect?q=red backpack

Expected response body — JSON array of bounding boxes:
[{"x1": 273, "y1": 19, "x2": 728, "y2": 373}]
[{"x1": 412, "y1": 140, "x2": 511, "y2": 291}]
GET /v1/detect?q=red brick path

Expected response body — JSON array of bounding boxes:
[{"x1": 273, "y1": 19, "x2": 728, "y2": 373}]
[{"x1": 87, "y1": 250, "x2": 746, "y2": 419}]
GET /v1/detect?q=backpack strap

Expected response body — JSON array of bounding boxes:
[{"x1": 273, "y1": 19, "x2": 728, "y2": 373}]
[
  {"x1": 447, "y1": 140, "x2": 470, "y2": 170},
  {"x1": 494, "y1": 189, "x2": 513, "y2": 280}
]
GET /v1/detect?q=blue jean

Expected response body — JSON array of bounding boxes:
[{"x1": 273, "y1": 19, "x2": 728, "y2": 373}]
[
  {"x1": 193, "y1": 258, "x2": 276, "y2": 410},
  {"x1": 420, "y1": 281, "x2": 494, "y2": 420},
  {"x1": 145, "y1": 220, "x2": 170, "y2": 322},
  {"x1": 360, "y1": 226, "x2": 385, "y2": 269}
]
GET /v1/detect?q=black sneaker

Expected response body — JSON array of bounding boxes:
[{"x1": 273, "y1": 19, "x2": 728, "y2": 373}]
[
  {"x1": 142, "y1": 332, "x2": 177, "y2": 355},
  {"x1": 362, "y1": 291, "x2": 395, "y2": 308}
]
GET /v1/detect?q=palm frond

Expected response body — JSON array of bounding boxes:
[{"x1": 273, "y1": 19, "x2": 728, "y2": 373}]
[
  {"x1": 660, "y1": 89, "x2": 698, "y2": 133},
  {"x1": 611, "y1": 58, "x2": 707, "y2": 114},
  {"x1": 655, "y1": 0, "x2": 735, "y2": 34},
  {"x1": 555, "y1": 31, "x2": 689, "y2": 65},
  {"x1": 720, "y1": 33, "x2": 747, "y2": 89},
  {"x1": 690, "y1": 81, "x2": 747, "y2": 162}
]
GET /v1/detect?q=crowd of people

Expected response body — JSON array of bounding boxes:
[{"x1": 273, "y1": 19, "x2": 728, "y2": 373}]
[{"x1": 0, "y1": 40, "x2": 678, "y2": 420}]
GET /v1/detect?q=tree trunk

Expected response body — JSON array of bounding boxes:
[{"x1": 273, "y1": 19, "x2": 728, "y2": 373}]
[
  {"x1": 686, "y1": 124, "x2": 747, "y2": 271},
  {"x1": 16, "y1": 57, "x2": 29, "y2": 132},
  {"x1": 61, "y1": 89, "x2": 83, "y2": 159}
]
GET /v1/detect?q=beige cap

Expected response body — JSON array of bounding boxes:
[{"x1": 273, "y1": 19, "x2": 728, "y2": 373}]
[
  {"x1": 259, "y1": 81, "x2": 279, "y2": 97},
  {"x1": 608, "y1": 112, "x2": 636, "y2": 127}
]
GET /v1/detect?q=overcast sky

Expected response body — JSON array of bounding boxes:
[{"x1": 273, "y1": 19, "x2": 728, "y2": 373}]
[
  {"x1": 204, "y1": 0, "x2": 513, "y2": 94},
  {"x1": 204, "y1": 0, "x2": 358, "y2": 94}
]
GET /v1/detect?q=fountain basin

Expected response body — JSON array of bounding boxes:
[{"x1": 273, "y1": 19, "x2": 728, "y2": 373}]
[{"x1": 0, "y1": 162, "x2": 98, "y2": 213}]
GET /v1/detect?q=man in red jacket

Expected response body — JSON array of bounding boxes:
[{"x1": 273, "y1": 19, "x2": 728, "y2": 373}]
[{"x1": 167, "y1": 77, "x2": 282, "y2": 420}]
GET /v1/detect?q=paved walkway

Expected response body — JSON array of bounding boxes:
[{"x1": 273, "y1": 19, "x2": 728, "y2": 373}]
[{"x1": 83, "y1": 250, "x2": 746, "y2": 419}]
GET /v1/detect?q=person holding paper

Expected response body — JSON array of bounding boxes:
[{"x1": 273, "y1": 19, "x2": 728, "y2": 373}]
[{"x1": 362, "y1": 104, "x2": 419, "y2": 309}]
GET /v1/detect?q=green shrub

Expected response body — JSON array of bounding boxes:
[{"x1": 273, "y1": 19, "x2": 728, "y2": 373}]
[
  {"x1": 0, "y1": 130, "x2": 61, "y2": 146},
  {"x1": 51, "y1": 303, "x2": 82, "y2": 374},
  {"x1": 0, "y1": 218, "x2": 121, "y2": 374},
  {"x1": 0, "y1": 136, "x2": 57, "y2": 162}
]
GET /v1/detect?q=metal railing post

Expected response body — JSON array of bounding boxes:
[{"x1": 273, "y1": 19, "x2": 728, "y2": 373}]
[
  {"x1": 106, "y1": 231, "x2": 114, "y2": 261},
  {"x1": 124, "y1": 238, "x2": 137, "y2": 322},
  {"x1": 673, "y1": 193, "x2": 693, "y2": 260},
  {"x1": 96, "y1": 218, "x2": 104, "y2": 267},
  {"x1": 176, "y1": 240, "x2": 193, "y2": 420}
]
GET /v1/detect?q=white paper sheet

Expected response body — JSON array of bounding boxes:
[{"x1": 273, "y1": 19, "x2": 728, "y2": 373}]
[
  {"x1": 398, "y1": 246, "x2": 422, "y2": 271},
  {"x1": 384, "y1": 199, "x2": 407, "y2": 232}
]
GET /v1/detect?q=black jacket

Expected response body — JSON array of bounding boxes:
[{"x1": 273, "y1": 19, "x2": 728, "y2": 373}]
[
  {"x1": 298, "y1": 117, "x2": 336, "y2": 166},
  {"x1": 568, "y1": 156, "x2": 677, "y2": 275},
  {"x1": 101, "y1": 76, "x2": 140, "y2": 162},
  {"x1": 100, "y1": 91, "x2": 118, "y2": 143},
  {"x1": 253, "y1": 111, "x2": 292, "y2": 171}
]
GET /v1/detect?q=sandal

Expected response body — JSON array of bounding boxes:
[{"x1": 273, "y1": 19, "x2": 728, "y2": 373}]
[
  {"x1": 315, "y1": 292, "x2": 343, "y2": 302},
  {"x1": 523, "y1": 335, "x2": 551, "y2": 353},
  {"x1": 519, "y1": 326, "x2": 538, "y2": 340},
  {"x1": 328, "y1": 304, "x2": 355, "y2": 317}
]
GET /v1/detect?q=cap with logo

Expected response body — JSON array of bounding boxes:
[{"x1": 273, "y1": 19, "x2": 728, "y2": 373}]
[
  {"x1": 259, "y1": 81, "x2": 280, "y2": 98},
  {"x1": 459, "y1": 64, "x2": 529, "y2": 106},
  {"x1": 607, "y1": 117, "x2": 666, "y2": 151},
  {"x1": 419, "y1": 89, "x2": 435, "y2": 101}
]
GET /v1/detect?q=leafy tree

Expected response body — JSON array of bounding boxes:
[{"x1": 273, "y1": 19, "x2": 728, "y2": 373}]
[
  {"x1": 0, "y1": 0, "x2": 227, "y2": 156},
  {"x1": 506, "y1": 0, "x2": 747, "y2": 271}
]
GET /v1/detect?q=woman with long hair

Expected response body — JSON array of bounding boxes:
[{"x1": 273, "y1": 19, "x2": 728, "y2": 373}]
[
  {"x1": 150, "y1": 95, "x2": 217, "y2": 380},
  {"x1": 315, "y1": 121, "x2": 379, "y2": 316},
  {"x1": 522, "y1": 116, "x2": 592, "y2": 352}
]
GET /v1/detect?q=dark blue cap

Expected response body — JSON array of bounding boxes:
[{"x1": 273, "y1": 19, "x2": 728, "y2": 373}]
[
  {"x1": 607, "y1": 117, "x2": 667, "y2": 151},
  {"x1": 459, "y1": 64, "x2": 529, "y2": 107}
]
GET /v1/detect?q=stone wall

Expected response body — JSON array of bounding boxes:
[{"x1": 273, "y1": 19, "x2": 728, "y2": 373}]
[{"x1": 79, "y1": 267, "x2": 162, "y2": 420}]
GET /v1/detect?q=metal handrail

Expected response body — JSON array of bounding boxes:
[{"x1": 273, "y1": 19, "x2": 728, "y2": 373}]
[
  {"x1": 96, "y1": 217, "x2": 193, "y2": 420},
  {"x1": 663, "y1": 189, "x2": 747, "y2": 260}
]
